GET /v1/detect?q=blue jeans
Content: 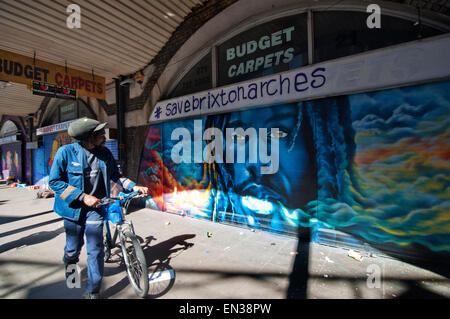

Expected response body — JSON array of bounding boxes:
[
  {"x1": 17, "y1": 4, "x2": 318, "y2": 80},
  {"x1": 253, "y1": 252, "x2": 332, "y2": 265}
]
[{"x1": 63, "y1": 209, "x2": 105, "y2": 293}]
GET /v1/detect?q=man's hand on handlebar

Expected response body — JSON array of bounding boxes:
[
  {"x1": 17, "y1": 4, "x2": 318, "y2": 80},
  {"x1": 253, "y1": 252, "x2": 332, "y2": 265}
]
[
  {"x1": 132, "y1": 185, "x2": 149, "y2": 196},
  {"x1": 82, "y1": 186, "x2": 148, "y2": 208},
  {"x1": 83, "y1": 194, "x2": 101, "y2": 207}
]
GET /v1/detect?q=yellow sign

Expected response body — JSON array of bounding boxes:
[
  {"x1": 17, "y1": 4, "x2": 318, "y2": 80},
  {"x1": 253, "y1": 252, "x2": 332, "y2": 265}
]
[
  {"x1": 134, "y1": 71, "x2": 144, "y2": 84},
  {"x1": 0, "y1": 49, "x2": 105, "y2": 99}
]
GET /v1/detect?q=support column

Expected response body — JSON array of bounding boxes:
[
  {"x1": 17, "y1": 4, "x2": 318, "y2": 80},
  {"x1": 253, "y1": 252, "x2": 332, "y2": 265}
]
[
  {"x1": 115, "y1": 77, "x2": 126, "y2": 175},
  {"x1": 26, "y1": 115, "x2": 34, "y2": 185}
]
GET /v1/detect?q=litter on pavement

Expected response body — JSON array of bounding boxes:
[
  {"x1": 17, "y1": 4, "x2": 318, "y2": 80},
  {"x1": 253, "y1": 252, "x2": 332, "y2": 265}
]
[
  {"x1": 149, "y1": 269, "x2": 175, "y2": 284},
  {"x1": 348, "y1": 249, "x2": 364, "y2": 262}
]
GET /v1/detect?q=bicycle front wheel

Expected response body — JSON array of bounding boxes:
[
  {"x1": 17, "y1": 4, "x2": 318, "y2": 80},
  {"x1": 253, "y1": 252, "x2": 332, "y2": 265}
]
[
  {"x1": 120, "y1": 231, "x2": 149, "y2": 298},
  {"x1": 103, "y1": 222, "x2": 112, "y2": 263}
]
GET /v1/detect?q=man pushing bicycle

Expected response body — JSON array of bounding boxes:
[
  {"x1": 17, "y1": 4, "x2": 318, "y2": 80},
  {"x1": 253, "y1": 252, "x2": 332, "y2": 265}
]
[{"x1": 49, "y1": 117, "x2": 148, "y2": 299}]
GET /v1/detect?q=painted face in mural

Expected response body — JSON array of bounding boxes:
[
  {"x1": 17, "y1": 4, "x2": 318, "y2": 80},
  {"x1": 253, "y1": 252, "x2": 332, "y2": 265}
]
[{"x1": 211, "y1": 102, "x2": 316, "y2": 232}]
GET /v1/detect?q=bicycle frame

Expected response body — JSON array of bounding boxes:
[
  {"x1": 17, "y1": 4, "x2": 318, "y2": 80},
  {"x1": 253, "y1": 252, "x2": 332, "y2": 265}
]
[
  {"x1": 104, "y1": 218, "x2": 136, "y2": 249},
  {"x1": 101, "y1": 192, "x2": 139, "y2": 252},
  {"x1": 99, "y1": 191, "x2": 149, "y2": 298}
]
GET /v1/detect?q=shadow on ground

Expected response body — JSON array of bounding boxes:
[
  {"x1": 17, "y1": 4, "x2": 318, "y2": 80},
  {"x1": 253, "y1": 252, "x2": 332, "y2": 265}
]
[
  {"x1": 101, "y1": 233, "x2": 195, "y2": 299},
  {"x1": 0, "y1": 227, "x2": 65, "y2": 253},
  {"x1": 0, "y1": 217, "x2": 62, "y2": 239},
  {"x1": 0, "y1": 210, "x2": 54, "y2": 226}
]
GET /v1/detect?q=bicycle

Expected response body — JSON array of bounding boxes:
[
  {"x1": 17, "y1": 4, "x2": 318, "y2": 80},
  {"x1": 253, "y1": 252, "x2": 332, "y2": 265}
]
[{"x1": 98, "y1": 191, "x2": 149, "y2": 298}]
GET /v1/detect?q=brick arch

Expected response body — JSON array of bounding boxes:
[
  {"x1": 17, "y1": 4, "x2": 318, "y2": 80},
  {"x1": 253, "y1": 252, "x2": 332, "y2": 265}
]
[
  {"x1": 0, "y1": 115, "x2": 30, "y2": 183},
  {"x1": 0, "y1": 115, "x2": 27, "y2": 141},
  {"x1": 37, "y1": 97, "x2": 100, "y2": 128}
]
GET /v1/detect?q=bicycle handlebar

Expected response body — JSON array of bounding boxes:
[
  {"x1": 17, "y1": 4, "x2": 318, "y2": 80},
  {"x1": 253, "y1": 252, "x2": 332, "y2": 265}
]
[
  {"x1": 120, "y1": 190, "x2": 142, "y2": 199},
  {"x1": 97, "y1": 191, "x2": 142, "y2": 207}
]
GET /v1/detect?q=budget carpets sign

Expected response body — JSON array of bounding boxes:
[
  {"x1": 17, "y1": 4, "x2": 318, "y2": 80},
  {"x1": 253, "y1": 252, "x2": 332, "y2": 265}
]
[
  {"x1": 150, "y1": 35, "x2": 450, "y2": 123},
  {"x1": 36, "y1": 120, "x2": 75, "y2": 136},
  {"x1": 0, "y1": 49, "x2": 105, "y2": 99},
  {"x1": 217, "y1": 14, "x2": 308, "y2": 86}
]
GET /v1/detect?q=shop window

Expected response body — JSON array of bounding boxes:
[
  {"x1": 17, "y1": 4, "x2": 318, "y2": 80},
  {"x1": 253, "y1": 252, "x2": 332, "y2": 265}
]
[
  {"x1": 0, "y1": 120, "x2": 18, "y2": 137},
  {"x1": 217, "y1": 13, "x2": 308, "y2": 86},
  {"x1": 41, "y1": 99, "x2": 96, "y2": 126},
  {"x1": 313, "y1": 11, "x2": 444, "y2": 63},
  {"x1": 168, "y1": 52, "x2": 212, "y2": 98},
  {"x1": 60, "y1": 102, "x2": 77, "y2": 122}
]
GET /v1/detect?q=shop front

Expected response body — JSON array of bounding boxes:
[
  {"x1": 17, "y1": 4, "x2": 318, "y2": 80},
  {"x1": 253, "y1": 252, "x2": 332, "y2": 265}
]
[
  {"x1": 32, "y1": 120, "x2": 75, "y2": 186},
  {"x1": 0, "y1": 134, "x2": 22, "y2": 183},
  {"x1": 137, "y1": 2, "x2": 450, "y2": 260},
  {"x1": 32, "y1": 98, "x2": 118, "y2": 186},
  {"x1": 0, "y1": 118, "x2": 28, "y2": 184}
]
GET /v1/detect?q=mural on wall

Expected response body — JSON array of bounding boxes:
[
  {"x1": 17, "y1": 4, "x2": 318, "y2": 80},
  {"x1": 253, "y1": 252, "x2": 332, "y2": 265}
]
[
  {"x1": 33, "y1": 132, "x2": 120, "y2": 191},
  {"x1": 1, "y1": 143, "x2": 21, "y2": 180},
  {"x1": 346, "y1": 81, "x2": 450, "y2": 253},
  {"x1": 138, "y1": 122, "x2": 212, "y2": 215},
  {"x1": 33, "y1": 132, "x2": 74, "y2": 185},
  {"x1": 47, "y1": 132, "x2": 74, "y2": 173},
  {"x1": 138, "y1": 80, "x2": 450, "y2": 253}
]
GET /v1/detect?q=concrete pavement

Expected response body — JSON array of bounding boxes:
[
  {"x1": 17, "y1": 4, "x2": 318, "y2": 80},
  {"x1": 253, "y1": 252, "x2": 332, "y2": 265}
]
[{"x1": 0, "y1": 184, "x2": 449, "y2": 299}]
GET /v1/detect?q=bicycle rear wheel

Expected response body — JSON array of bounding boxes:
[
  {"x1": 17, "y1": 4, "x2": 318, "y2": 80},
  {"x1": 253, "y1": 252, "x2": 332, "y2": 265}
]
[{"x1": 120, "y1": 231, "x2": 149, "y2": 298}]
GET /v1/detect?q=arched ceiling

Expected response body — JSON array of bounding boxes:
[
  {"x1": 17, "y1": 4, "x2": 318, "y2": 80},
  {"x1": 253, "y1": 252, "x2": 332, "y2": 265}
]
[
  {"x1": 0, "y1": 0, "x2": 448, "y2": 119},
  {"x1": 0, "y1": 0, "x2": 207, "y2": 118}
]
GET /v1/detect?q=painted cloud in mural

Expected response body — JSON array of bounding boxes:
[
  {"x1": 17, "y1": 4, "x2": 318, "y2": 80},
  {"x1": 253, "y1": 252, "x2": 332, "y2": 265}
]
[{"x1": 346, "y1": 81, "x2": 450, "y2": 252}]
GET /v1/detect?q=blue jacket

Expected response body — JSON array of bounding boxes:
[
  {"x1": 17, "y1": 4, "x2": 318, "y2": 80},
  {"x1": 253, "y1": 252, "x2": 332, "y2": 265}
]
[{"x1": 48, "y1": 141, "x2": 136, "y2": 221}]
